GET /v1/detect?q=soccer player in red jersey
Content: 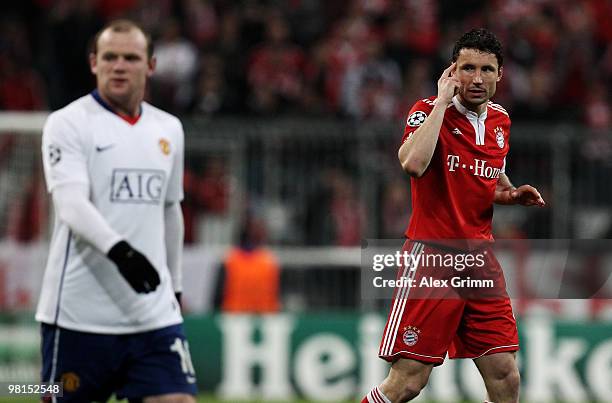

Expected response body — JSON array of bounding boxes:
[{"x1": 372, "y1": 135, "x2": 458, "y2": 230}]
[{"x1": 361, "y1": 29, "x2": 545, "y2": 403}]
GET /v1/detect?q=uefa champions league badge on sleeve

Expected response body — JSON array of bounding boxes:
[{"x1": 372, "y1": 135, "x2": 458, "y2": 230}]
[
  {"x1": 402, "y1": 325, "x2": 421, "y2": 346},
  {"x1": 48, "y1": 144, "x2": 62, "y2": 166},
  {"x1": 495, "y1": 126, "x2": 504, "y2": 148},
  {"x1": 407, "y1": 111, "x2": 428, "y2": 127}
]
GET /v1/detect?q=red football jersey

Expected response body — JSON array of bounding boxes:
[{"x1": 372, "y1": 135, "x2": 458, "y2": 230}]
[{"x1": 401, "y1": 96, "x2": 510, "y2": 240}]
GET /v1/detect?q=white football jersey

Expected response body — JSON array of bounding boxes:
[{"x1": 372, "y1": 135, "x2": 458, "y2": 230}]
[{"x1": 36, "y1": 92, "x2": 184, "y2": 334}]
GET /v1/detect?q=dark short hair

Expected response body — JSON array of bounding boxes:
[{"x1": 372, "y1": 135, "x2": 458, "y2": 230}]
[
  {"x1": 452, "y1": 28, "x2": 503, "y2": 68},
  {"x1": 90, "y1": 19, "x2": 154, "y2": 59}
]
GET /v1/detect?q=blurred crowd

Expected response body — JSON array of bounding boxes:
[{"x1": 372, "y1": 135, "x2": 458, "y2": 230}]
[
  {"x1": 1, "y1": 2, "x2": 612, "y2": 318},
  {"x1": 0, "y1": 0, "x2": 611, "y2": 126},
  {"x1": 1, "y1": 0, "x2": 612, "y2": 246}
]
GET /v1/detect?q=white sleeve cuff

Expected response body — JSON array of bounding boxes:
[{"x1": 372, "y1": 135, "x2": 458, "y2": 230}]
[{"x1": 165, "y1": 202, "x2": 184, "y2": 292}]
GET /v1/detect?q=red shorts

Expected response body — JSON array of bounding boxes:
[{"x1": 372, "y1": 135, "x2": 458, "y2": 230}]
[{"x1": 378, "y1": 240, "x2": 519, "y2": 365}]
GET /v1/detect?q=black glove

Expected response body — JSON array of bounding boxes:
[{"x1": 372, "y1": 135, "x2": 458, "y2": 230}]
[{"x1": 107, "y1": 241, "x2": 160, "y2": 293}]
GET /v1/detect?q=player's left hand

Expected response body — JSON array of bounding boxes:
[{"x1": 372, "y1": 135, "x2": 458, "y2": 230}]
[{"x1": 510, "y1": 185, "x2": 546, "y2": 206}]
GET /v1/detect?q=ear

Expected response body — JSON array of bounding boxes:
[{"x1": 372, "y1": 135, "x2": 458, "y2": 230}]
[
  {"x1": 497, "y1": 66, "x2": 503, "y2": 82},
  {"x1": 89, "y1": 53, "x2": 97, "y2": 75},
  {"x1": 147, "y1": 56, "x2": 156, "y2": 78}
]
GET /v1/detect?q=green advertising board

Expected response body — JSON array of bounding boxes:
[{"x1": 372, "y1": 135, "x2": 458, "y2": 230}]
[
  {"x1": 183, "y1": 314, "x2": 612, "y2": 401},
  {"x1": 0, "y1": 314, "x2": 610, "y2": 401}
]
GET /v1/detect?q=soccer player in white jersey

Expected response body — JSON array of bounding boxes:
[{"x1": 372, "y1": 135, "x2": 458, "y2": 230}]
[{"x1": 37, "y1": 19, "x2": 197, "y2": 402}]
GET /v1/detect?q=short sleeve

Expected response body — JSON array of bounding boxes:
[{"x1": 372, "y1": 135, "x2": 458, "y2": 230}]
[
  {"x1": 41, "y1": 113, "x2": 90, "y2": 193},
  {"x1": 166, "y1": 119, "x2": 184, "y2": 203},
  {"x1": 401, "y1": 98, "x2": 436, "y2": 144}
]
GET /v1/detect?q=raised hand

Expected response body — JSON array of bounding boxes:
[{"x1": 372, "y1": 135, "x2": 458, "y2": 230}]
[{"x1": 437, "y1": 62, "x2": 461, "y2": 105}]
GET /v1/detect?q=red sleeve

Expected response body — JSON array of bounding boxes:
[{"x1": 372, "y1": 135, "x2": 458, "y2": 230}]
[{"x1": 401, "y1": 98, "x2": 436, "y2": 144}]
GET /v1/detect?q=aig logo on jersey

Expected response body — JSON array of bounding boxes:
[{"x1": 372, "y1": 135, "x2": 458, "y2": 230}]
[
  {"x1": 159, "y1": 138, "x2": 171, "y2": 155},
  {"x1": 111, "y1": 169, "x2": 166, "y2": 204},
  {"x1": 495, "y1": 126, "x2": 505, "y2": 148}
]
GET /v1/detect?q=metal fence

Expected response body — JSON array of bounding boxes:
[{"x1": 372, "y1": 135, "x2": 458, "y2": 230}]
[
  {"x1": 1, "y1": 115, "x2": 611, "y2": 243},
  {"x1": 182, "y1": 118, "x2": 611, "y2": 243},
  {"x1": 0, "y1": 114, "x2": 611, "y2": 313}
]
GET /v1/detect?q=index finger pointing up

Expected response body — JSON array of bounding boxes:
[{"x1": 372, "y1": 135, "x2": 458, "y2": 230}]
[{"x1": 443, "y1": 62, "x2": 457, "y2": 76}]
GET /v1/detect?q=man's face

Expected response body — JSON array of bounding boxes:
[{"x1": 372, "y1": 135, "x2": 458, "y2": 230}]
[
  {"x1": 89, "y1": 29, "x2": 155, "y2": 110},
  {"x1": 454, "y1": 48, "x2": 502, "y2": 109}
]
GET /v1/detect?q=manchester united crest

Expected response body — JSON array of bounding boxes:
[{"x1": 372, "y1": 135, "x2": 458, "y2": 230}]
[
  {"x1": 402, "y1": 325, "x2": 421, "y2": 346},
  {"x1": 494, "y1": 127, "x2": 504, "y2": 149},
  {"x1": 60, "y1": 372, "x2": 80, "y2": 392},
  {"x1": 159, "y1": 138, "x2": 171, "y2": 155}
]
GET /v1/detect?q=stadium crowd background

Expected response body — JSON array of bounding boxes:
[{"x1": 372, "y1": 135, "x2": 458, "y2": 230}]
[
  {"x1": 3, "y1": 0, "x2": 612, "y2": 121},
  {"x1": 1, "y1": 0, "x2": 612, "y2": 246}
]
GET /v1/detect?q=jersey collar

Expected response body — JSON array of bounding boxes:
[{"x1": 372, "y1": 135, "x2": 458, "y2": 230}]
[
  {"x1": 91, "y1": 89, "x2": 142, "y2": 125},
  {"x1": 452, "y1": 95, "x2": 487, "y2": 120}
]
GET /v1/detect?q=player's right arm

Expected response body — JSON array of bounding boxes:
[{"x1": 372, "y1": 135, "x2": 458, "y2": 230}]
[
  {"x1": 42, "y1": 112, "x2": 159, "y2": 293},
  {"x1": 52, "y1": 183, "x2": 122, "y2": 254},
  {"x1": 398, "y1": 62, "x2": 460, "y2": 177}
]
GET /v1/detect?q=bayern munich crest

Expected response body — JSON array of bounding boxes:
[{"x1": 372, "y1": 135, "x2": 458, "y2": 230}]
[
  {"x1": 407, "y1": 111, "x2": 427, "y2": 127},
  {"x1": 402, "y1": 325, "x2": 421, "y2": 346},
  {"x1": 495, "y1": 126, "x2": 505, "y2": 148}
]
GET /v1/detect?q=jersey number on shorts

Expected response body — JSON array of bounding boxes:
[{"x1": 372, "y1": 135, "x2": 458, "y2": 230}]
[{"x1": 170, "y1": 338, "x2": 196, "y2": 382}]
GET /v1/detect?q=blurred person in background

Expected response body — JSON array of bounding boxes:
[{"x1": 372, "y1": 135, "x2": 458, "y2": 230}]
[
  {"x1": 304, "y1": 168, "x2": 365, "y2": 246},
  {"x1": 398, "y1": 58, "x2": 436, "y2": 117},
  {"x1": 45, "y1": 0, "x2": 102, "y2": 109},
  {"x1": 379, "y1": 177, "x2": 411, "y2": 239},
  {"x1": 0, "y1": 20, "x2": 48, "y2": 242},
  {"x1": 37, "y1": 19, "x2": 196, "y2": 402},
  {"x1": 579, "y1": 83, "x2": 612, "y2": 205},
  {"x1": 150, "y1": 18, "x2": 198, "y2": 112},
  {"x1": 214, "y1": 214, "x2": 281, "y2": 313},
  {"x1": 341, "y1": 34, "x2": 402, "y2": 119},
  {"x1": 181, "y1": 0, "x2": 218, "y2": 49},
  {"x1": 191, "y1": 52, "x2": 242, "y2": 115},
  {"x1": 213, "y1": 6, "x2": 249, "y2": 112},
  {"x1": 247, "y1": 10, "x2": 306, "y2": 115},
  {"x1": 181, "y1": 156, "x2": 230, "y2": 244},
  {"x1": 362, "y1": 29, "x2": 545, "y2": 403},
  {"x1": 0, "y1": 49, "x2": 47, "y2": 111},
  {"x1": 322, "y1": 11, "x2": 372, "y2": 113},
  {"x1": 0, "y1": 17, "x2": 48, "y2": 110}
]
